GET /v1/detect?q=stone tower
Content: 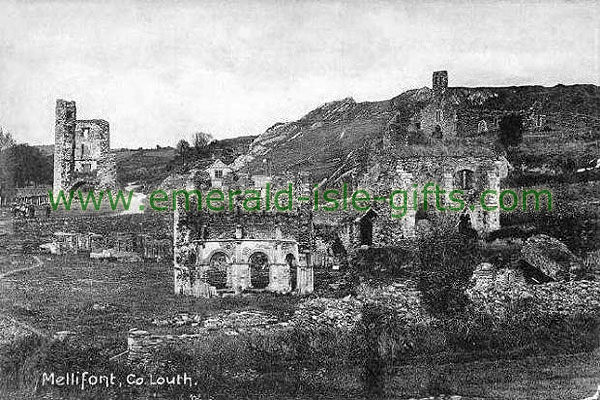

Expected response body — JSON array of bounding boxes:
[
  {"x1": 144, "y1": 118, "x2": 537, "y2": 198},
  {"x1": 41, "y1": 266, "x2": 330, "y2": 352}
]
[
  {"x1": 53, "y1": 99, "x2": 77, "y2": 192},
  {"x1": 432, "y1": 70, "x2": 448, "y2": 95},
  {"x1": 53, "y1": 99, "x2": 114, "y2": 192}
]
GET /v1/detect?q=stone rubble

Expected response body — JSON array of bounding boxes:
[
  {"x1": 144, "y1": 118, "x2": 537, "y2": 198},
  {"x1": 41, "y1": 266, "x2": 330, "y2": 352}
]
[
  {"x1": 290, "y1": 296, "x2": 363, "y2": 330},
  {"x1": 151, "y1": 310, "x2": 288, "y2": 334}
]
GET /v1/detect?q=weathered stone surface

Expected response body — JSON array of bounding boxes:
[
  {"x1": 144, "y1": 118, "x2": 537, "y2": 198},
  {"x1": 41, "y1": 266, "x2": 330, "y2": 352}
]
[
  {"x1": 291, "y1": 297, "x2": 363, "y2": 330},
  {"x1": 520, "y1": 234, "x2": 584, "y2": 281},
  {"x1": 468, "y1": 277, "x2": 600, "y2": 318},
  {"x1": 53, "y1": 99, "x2": 116, "y2": 192},
  {"x1": 470, "y1": 262, "x2": 496, "y2": 288}
]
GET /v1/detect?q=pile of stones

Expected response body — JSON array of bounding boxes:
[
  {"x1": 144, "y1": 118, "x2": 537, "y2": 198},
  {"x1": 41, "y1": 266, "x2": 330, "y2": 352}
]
[
  {"x1": 290, "y1": 296, "x2": 363, "y2": 331},
  {"x1": 468, "y1": 277, "x2": 600, "y2": 317},
  {"x1": 203, "y1": 310, "x2": 288, "y2": 334},
  {"x1": 355, "y1": 281, "x2": 424, "y2": 322}
]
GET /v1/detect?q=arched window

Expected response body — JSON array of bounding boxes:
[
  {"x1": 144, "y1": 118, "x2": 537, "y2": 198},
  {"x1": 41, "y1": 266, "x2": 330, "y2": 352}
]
[
  {"x1": 454, "y1": 169, "x2": 475, "y2": 190},
  {"x1": 358, "y1": 209, "x2": 377, "y2": 246}
]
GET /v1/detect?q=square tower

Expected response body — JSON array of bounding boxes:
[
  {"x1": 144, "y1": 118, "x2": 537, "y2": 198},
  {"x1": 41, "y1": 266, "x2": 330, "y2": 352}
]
[{"x1": 432, "y1": 71, "x2": 448, "y2": 95}]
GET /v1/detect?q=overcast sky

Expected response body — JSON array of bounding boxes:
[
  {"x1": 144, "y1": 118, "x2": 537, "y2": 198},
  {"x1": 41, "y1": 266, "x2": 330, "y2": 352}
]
[{"x1": 0, "y1": 0, "x2": 598, "y2": 148}]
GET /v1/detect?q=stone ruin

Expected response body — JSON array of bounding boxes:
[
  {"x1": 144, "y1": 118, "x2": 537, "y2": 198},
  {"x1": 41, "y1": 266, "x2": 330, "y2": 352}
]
[
  {"x1": 173, "y1": 179, "x2": 315, "y2": 298},
  {"x1": 53, "y1": 99, "x2": 117, "y2": 192},
  {"x1": 312, "y1": 154, "x2": 510, "y2": 252}
]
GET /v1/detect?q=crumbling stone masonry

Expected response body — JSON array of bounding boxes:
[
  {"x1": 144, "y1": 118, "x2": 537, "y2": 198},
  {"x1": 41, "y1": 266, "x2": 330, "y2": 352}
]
[
  {"x1": 319, "y1": 154, "x2": 509, "y2": 249},
  {"x1": 53, "y1": 99, "x2": 116, "y2": 192},
  {"x1": 173, "y1": 182, "x2": 314, "y2": 298},
  {"x1": 418, "y1": 70, "x2": 458, "y2": 138}
]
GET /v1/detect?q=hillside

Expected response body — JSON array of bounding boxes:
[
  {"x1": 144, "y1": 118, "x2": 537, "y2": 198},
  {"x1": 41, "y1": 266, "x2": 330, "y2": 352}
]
[
  {"x1": 34, "y1": 135, "x2": 257, "y2": 192},
  {"x1": 232, "y1": 97, "x2": 392, "y2": 180},
  {"x1": 232, "y1": 84, "x2": 600, "y2": 181},
  {"x1": 115, "y1": 136, "x2": 257, "y2": 191}
]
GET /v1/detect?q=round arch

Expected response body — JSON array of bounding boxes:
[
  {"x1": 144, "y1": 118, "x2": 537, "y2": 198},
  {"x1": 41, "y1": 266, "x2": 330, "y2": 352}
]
[
  {"x1": 206, "y1": 251, "x2": 229, "y2": 289},
  {"x1": 249, "y1": 251, "x2": 269, "y2": 289}
]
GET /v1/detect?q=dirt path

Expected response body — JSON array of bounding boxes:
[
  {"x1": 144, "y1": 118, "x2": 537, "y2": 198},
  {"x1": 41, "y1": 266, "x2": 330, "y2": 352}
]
[
  {"x1": 119, "y1": 183, "x2": 147, "y2": 214},
  {"x1": 0, "y1": 255, "x2": 44, "y2": 279}
]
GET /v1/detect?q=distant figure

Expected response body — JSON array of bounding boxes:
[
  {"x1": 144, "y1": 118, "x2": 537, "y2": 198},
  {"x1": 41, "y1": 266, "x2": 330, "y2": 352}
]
[
  {"x1": 458, "y1": 213, "x2": 477, "y2": 238},
  {"x1": 26, "y1": 204, "x2": 35, "y2": 218},
  {"x1": 45, "y1": 203, "x2": 51, "y2": 217}
]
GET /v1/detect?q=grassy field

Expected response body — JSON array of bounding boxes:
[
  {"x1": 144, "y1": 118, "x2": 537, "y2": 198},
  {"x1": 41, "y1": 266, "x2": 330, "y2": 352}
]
[
  {"x1": 0, "y1": 251, "x2": 599, "y2": 399},
  {"x1": 0, "y1": 254, "x2": 300, "y2": 356},
  {"x1": 387, "y1": 350, "x2": 600, "y2": 399}
]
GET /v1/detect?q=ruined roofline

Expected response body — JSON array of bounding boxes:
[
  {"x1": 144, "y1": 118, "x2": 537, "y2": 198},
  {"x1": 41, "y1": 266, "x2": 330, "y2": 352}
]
[
  {"x1": 192, "y1": 238, "x2": 298, "y2": 244},
  {"x1": 76, "y1": 119, "x2": 109, "y2": 126}
]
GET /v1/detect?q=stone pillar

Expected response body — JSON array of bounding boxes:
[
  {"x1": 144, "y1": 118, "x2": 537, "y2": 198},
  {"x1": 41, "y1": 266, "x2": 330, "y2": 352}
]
[
  {"x1": 230, "y1": 263, "x2": 251, "y2": 291},
  {"x1": 297, "y1": 266, "x2": 314, "y2": 295},
  {"x1": 485, "y1": 169, "x2": 501, "y2": 232},
  {"x1": 268, "y1": 263, "x2": 291, "y2": 293},
  {"x1": 442, "y1": 171, "x2": 454, "y2": 209}
]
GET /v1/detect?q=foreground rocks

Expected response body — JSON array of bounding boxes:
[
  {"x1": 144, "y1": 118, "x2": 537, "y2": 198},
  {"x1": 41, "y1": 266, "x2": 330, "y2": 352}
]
[
  {"x1": 291, "y1": 296, "x2": 363, "y2": 330},
  {"x1": 468, "y1": 278, "x2": 600, "y2": 317},
  {"x1": 520, "y1": 234, "x2": 584, "y2": 281}
]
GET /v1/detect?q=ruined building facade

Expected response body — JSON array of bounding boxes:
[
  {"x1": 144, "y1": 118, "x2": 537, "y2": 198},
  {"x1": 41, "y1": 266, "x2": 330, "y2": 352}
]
[
  {"x1": 311, "y1": 154, "x2": 509, "y2": 257},
  {"x1": 173, "y1": 180, "x2": 315, "y2": 298},
  {"x1": 53, "y1": 99, "x2": 116, "y2": 192},
  {"x1": 391, "y1": 71, "x2": 589, "y2": 142},
  {"x1": 417, "y1": 70, "x2": 459, "y2": 139}
]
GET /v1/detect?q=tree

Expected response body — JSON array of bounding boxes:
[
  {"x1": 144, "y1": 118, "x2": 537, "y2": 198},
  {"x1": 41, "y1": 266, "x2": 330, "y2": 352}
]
[
  {"x1": 415, "y1": 219, "x2": 481, "y2": 316},
  {"x1": 0, "y1": 127, "x2": 15, "y2": 151},
  {"x1": 0, "y1": 144, "x2": 53, "y2": 197},
  {"x1": 498, "y1": 113, "x2": 523, "y2": 147},
  {"x1": 192, "y1": 132, "x2": 213, "y2": 148},
  {"x1": 175, "y1": 139, "x2": 190, "y2": 165},
  {"x1": 192, "y1": 132, "x2": 214, "y2": 158}
]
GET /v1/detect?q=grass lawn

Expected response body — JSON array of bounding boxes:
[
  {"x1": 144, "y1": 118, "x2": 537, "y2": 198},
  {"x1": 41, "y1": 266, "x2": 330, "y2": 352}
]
[
  {"x1": 387, "y1": 350, "x2": 600, "y2": 399},
  {"x1": 0, "y1": 254, "x2": 300, "y2": 356}
]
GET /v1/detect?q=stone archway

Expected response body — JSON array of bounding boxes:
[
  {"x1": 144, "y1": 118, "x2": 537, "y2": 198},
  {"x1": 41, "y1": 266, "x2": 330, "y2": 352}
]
[
  {"x1": 359, "y1": 209, "x2": 377, "y2": 246},
  {"x1": 207, "y1": 251, "x2": 229, "y2": 289},
  {"x1": 286, "y1": 253, "x2": 297, "y2": 291},
  {"x1": 69, "y1": 180, "x2": 92, "y2": 192},
  {"x1": 249, "y1": 252, "x2": 269, "y2": 289}
]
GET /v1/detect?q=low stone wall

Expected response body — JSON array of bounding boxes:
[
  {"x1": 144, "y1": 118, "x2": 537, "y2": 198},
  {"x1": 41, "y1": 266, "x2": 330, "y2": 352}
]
[{"x1": 128, "y1": 329, "x2": 204, "y2": 364}]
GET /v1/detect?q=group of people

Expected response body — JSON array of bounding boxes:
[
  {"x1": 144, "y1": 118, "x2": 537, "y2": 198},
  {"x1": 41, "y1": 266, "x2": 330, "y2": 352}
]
[{"x1": 11, "y1": 202, "x2": 51, "y2": 218}]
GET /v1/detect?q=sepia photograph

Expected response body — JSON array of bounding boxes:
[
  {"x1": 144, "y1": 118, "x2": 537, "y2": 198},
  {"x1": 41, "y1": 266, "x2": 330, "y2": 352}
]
[{"x1": 0, "y1": 0, "x2": 599, "y2": 399}]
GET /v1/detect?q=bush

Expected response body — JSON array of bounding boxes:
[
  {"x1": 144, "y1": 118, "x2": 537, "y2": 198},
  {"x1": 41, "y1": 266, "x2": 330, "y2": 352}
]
[
  {"x1": 415, "y1": 223, "x2": 481, "y2": 316},
  {"x1": 0, "y1": 336, "x2": 119, "y2": 399}
]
